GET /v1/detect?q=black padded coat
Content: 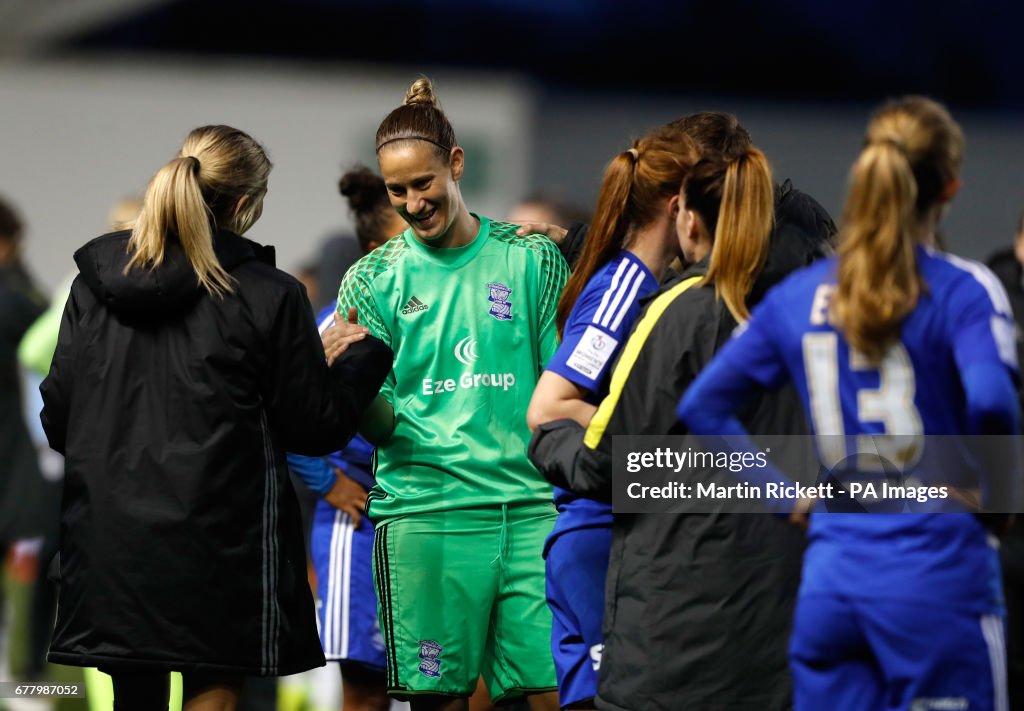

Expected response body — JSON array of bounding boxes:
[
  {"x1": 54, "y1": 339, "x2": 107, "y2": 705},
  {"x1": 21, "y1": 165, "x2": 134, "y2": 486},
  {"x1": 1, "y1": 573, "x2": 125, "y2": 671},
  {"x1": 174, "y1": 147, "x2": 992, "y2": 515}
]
[{"x1": 41, "y1": 229, "x2": 391, "y2": 676}]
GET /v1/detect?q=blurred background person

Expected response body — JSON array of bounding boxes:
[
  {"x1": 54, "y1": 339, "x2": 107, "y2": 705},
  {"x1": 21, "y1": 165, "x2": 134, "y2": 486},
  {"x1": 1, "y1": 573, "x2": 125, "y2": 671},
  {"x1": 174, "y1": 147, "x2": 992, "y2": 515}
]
[
  {"x1": 986, "y1": 212, "x2": 1024, "y2": 710},
  {"x1": 508, "y1": 194, "x2": 590, "y2": 270},
  {"x1": 286, "y1": 163, "x2": 406, "y2": 711},
  {"x1": 507, "y1": 193, "x2": 589, "y2": 233},
  {"x1": 294, "y1": 260, "x2": 322, "y2": 315},
  {"x1": 0, "y1": 194, "x2": 48, "y2": 547},
  {"x1": 300, "y1": 162, "x2": 399, "y2": 318},
  {"x1": 8, "y1": 195, "x2": 144, "y2": 698},
  {"x1": 986, "y1": 211, "x2": 1024, "y2": 363},
  {"x1": 19, "y1": 195, "x2": 143, "y2": 379},
  {"x1": 302, "y1": 165, "x2": 409, "y2": 319},
  {"x1": 0, "y1": 194, "x2": 48, "y2": 689}
]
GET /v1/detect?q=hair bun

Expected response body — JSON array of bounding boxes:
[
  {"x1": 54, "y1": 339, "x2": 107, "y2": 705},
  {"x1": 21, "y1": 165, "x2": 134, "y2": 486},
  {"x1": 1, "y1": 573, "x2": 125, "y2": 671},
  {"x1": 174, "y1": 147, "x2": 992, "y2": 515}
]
[
  {"x1": 404, "y1": 77, "x2": 441, "y2": 109},
  {"x1": 338, "y1": 165, "x2": 385, "y2": 211}
]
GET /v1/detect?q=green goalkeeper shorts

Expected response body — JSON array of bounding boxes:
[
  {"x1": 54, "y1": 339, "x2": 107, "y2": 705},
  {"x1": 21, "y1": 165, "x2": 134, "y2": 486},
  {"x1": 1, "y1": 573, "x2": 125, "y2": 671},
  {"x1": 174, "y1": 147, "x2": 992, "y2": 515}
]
[{"x1": 372, "y1": 502, "x2": 558, "y2": 703}]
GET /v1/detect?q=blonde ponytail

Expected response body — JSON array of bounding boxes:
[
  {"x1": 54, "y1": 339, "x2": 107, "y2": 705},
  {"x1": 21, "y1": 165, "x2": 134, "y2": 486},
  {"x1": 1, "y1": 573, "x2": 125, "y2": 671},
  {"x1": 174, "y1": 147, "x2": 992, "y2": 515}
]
[
  {"x1": 126, "y1": 125, "x2": 272, "y2": 297},
  {"x1": 684, "y1": 148, "x2": 775, "y2": 323},
  {"x1": 704, "y1": 149, "x2": 774, "y2": 322},
  {"x1": 831, "y1": 96, "x2": 963, "y2": 361},
  {"x1": 832, "y1": 142, "x2": 920, "y2": 360}
]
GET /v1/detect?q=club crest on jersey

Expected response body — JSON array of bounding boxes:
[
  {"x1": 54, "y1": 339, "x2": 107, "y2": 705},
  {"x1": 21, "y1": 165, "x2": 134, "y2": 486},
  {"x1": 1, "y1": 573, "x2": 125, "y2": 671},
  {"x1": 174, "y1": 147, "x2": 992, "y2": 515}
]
[
  {"x1": 417, "y1": 639, "x2": 443, "y2": 678},
  {"x1": 487, "y1": 282, "x2": 512, "y2": 321}
]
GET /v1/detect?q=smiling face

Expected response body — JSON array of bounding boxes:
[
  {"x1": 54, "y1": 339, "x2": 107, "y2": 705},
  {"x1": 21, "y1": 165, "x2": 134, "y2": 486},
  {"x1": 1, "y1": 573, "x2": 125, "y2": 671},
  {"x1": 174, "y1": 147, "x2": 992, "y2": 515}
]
[{"x1": 377, "y1": 141, "x2": 465, "y2": 245}]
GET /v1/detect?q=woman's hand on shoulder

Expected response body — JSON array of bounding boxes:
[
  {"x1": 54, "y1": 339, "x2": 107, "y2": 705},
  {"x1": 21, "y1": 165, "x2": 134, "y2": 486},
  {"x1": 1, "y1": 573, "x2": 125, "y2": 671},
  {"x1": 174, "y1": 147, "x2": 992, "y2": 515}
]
[{"x1": 515, "y1": 221, "x2": 568, "y2": 243}]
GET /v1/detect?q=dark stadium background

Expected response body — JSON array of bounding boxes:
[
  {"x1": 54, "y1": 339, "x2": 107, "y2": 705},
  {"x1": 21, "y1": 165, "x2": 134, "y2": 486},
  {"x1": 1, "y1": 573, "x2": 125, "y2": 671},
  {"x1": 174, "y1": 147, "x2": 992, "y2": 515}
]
[
  {"x1": 59, "y1": 0, "x2": 1024, "y2": 109},
  {"x1": 2, "y1": 0, "x2": 1023, "y2": 283}
]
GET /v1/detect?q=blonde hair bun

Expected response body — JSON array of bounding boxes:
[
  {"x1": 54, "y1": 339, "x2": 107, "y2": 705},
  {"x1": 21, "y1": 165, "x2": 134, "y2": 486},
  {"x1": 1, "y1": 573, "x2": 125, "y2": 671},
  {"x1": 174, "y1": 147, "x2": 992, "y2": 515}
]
[{"x1": 404, "y1": 77, "x2": 441, "y2": 109}]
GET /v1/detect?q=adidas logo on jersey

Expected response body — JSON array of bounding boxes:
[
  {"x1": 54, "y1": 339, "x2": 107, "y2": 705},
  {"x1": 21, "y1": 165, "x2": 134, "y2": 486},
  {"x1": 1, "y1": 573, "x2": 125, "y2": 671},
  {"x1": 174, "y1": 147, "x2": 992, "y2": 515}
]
[{"x1": 402, "y1": 296, "x2": 429, "y2": 315}]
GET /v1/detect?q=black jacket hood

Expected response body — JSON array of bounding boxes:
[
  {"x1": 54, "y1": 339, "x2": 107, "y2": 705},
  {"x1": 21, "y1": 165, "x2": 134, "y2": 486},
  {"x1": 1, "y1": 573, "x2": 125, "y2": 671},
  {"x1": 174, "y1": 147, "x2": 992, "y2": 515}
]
[
  {"x1": 74, "y1": 229, "x2": 275, "y2": 320},
  {"x1": 748, "y1": 179, "x2": 837, "y2": 308}
]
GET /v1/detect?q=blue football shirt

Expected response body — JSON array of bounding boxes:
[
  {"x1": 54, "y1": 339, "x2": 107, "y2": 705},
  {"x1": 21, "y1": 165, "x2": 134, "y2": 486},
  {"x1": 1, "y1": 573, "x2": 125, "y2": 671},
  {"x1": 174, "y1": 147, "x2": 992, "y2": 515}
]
[
  {"x1": 545, "y1": 250, "x2": 658, "y2": 547},
  {"x1": 682, "y1": 246, "x2": 1020, "y2": 611}
]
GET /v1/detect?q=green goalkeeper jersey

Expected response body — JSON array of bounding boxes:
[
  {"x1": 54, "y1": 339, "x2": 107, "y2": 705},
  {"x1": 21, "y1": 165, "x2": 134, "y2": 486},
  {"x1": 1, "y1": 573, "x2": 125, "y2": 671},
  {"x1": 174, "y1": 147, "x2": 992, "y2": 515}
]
[{"x1": 337, "y1": 215, "x2": 570, "y2": 521}]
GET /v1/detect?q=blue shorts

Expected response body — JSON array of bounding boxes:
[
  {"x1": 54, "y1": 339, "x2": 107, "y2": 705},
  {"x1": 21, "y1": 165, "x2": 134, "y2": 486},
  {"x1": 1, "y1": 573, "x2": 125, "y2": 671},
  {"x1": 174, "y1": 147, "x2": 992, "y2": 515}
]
[
  {"x1": 311, "y1": 499, "x2": 386, "y2": 671},
  {"x1": 790, "y1": 593, "x2": 1007, "y2": 711},
  {"x1": 545, "y1": 525, "x2": 612, "y2": 709}
]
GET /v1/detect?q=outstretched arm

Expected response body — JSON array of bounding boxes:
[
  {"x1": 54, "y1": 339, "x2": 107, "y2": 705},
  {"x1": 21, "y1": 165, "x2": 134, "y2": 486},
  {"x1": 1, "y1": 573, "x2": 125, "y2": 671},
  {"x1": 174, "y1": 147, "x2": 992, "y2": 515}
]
[
  {"x1": 321, "y1": 307, "x2": 395, "y2": 444},
  {"x1": 264, "y1": 282, "x2": 392, "y2": 456}
]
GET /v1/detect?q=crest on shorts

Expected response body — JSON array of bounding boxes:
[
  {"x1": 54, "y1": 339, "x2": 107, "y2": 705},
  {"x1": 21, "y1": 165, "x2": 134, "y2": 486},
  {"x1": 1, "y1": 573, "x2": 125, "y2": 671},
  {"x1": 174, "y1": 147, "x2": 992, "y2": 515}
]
[
  {"x1": 418, "y1": 639, "x2": 443, "y2": 678},
  {"x1": 487, "y1": 282, "x2": 513, "y2": 321}
]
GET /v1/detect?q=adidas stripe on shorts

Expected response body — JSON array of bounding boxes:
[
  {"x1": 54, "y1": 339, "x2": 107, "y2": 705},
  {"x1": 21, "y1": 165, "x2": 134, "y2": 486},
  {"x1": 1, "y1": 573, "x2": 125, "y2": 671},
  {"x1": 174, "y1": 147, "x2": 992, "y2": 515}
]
[{"x1": 312, "y1": 498, "x2": 386, "y2": 671}]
